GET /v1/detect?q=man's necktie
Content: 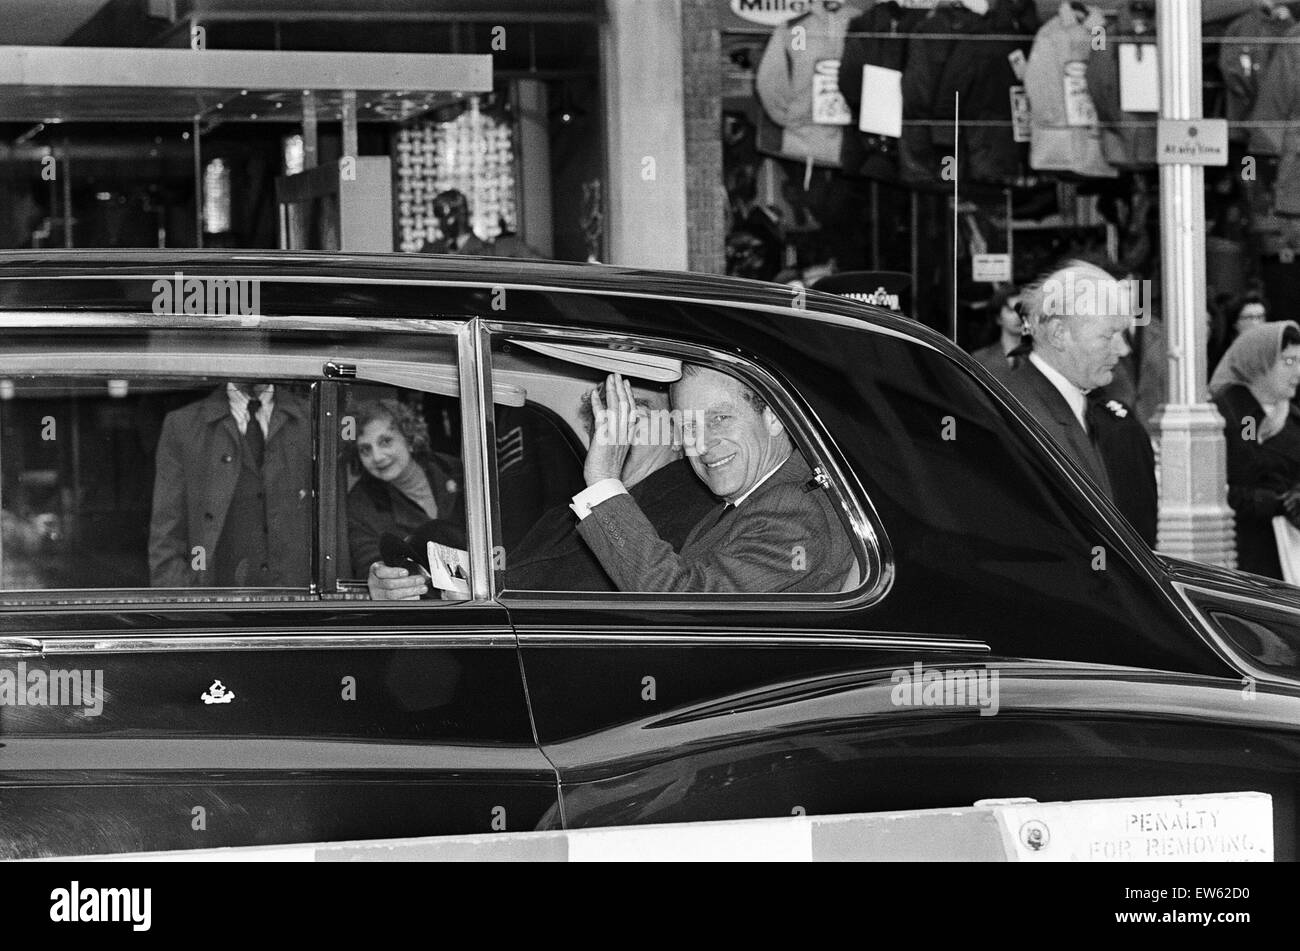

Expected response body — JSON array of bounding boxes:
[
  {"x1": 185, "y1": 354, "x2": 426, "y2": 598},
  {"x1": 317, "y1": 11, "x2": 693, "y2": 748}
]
[
  {"x1": 1084, "y1": 401, "x2": 1104, "y2": 448},
  {"x1": 245, "y1": 396, "x2": 266, "y2": 469},
  {"x1": 699, "y1": 501, "x2": 736, "y2": 536}
]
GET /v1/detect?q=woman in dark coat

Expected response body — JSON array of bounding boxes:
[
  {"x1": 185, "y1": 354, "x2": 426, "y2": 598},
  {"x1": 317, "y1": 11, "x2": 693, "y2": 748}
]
[
  {"x1": 346, "y1": 399, "x2": 464, "y2": 576},
  {"x1": 1209, "y1": 321, "x2": 1300, "y2": 579}
]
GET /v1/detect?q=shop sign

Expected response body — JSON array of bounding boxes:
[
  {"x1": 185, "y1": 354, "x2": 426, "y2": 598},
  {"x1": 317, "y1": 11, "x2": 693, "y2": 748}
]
[
  {"x1": 728, "y1": 0, "x2": 814, "y2": 27},
  {"x1": 1157, "y1": 119, "x2": 1228, "y2": 166},
  {"x1": 725, "y1": 0, "x2": 869, "y2": 28},
  {"x1": 972, "y1": 254, "x2": 1012, "y2": 283}
]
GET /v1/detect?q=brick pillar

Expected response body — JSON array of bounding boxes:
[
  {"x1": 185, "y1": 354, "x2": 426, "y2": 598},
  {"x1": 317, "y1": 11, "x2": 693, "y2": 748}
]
[{"x1": 681, "y1": 0, "x2": 726, "y2": 274}]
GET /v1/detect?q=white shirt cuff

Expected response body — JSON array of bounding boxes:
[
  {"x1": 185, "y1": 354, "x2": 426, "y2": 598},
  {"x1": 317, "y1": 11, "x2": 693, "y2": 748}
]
[{"x1": 570, "y1": 479, "x2": 628, "y2": 520}]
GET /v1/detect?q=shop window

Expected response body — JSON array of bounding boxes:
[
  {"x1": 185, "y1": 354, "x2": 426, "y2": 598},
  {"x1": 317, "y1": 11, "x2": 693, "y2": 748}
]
[{"x1": 394, "y1": 96, "x2": 518, "y2": 253}]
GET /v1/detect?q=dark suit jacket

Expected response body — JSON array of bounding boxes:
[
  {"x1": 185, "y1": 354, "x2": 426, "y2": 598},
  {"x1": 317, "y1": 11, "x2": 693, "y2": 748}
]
[
  {"x1": 577, "y1": 452, "x2": 855, "y2": 594},
  {"x1": 995, "y1": 357, "x2": 1114, "y2": 499},
  {"x1": 1088, "y1": 393, "x2": 1158, "y2": 548},
  {"x1": 506, "y1": 459, "x2": 716, "y2": 592},
  {"x1": 149, "y1": 386, "x2": 312, "y2": 587}
]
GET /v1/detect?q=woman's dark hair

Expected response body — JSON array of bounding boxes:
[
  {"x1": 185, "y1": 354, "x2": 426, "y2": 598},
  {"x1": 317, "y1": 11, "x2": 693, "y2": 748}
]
[
  {"x1": 345, "y1": 398, "x2": 432, "y2": 471},
  {"x1": 1282, "y1": 325, "x2": 1300, "y2": 350}
]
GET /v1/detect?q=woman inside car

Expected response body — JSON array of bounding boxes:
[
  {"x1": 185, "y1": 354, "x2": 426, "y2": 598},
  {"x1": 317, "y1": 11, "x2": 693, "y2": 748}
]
[
  {"x1": 1209, "y1": 321, "x2": 1300, "y2": 579},
  {"x1": 345, "y1": 398, "x2": 465, "y2": 578}
]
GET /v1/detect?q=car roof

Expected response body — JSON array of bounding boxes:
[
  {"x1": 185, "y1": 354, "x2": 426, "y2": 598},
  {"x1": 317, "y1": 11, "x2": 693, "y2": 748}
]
[{"x1": 0, "y1": 247, "x2": 935, "y2": 342}]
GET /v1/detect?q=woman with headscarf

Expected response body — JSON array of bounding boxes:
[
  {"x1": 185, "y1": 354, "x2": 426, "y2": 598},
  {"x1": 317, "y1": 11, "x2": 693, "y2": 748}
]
[{"x1": 1209, "y1": 321, "x2": 1300, "y2": 579}]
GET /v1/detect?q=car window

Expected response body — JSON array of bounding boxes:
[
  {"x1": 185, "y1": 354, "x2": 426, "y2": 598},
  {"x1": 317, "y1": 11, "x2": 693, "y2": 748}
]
[
  {"x1": 336, "y1": 386, "x2": 468, "y2": 592},
  {"x1": 0, "y1": 326, "x2": 472, "y2": 605},
  {"x1": 487, "y1": 335, "x2": 867, "y2": 598}
]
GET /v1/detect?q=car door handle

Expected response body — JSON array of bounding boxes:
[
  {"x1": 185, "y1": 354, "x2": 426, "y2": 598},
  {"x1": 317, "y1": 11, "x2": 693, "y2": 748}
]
[{"x1": 0, "y1": 637, "x2": 44, "y2": 657}]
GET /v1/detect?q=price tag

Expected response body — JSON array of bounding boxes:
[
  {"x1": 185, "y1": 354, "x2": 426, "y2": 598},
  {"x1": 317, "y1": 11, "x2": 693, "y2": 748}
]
[
  {"x1": 973, "y1": 254, "x2": 1012, "y2": 283},
  {"x1": 812, "y1": 59, "x2": 852, "y2": 126},
  {"x1": 1010, "y1": 86, "x2": 1031, "y2": 143},
  {"x1": 1119, "y1": 43, "x2": 1159, "y2": 113},
  {"x1": 1063, "y1": 62, "x2": 1098, "y2": 127}
]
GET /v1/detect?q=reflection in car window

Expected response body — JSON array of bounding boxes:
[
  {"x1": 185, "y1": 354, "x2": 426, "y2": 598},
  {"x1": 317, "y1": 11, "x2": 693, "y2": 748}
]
[
  {"x1": 0, "y1": 327, "x2": 467, "y2": 604},
  {"x1": 489, "y1": 338, "x2": 864, "y2": 596},
  {"x1": 0, "y1": 375, "x2": 314, "y2": 593}
]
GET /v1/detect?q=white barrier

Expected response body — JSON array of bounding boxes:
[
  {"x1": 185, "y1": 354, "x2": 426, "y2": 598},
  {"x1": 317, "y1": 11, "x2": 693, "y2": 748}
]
[{"x1": 40, "y1": 791, "x2": 1273, "y2": 862}]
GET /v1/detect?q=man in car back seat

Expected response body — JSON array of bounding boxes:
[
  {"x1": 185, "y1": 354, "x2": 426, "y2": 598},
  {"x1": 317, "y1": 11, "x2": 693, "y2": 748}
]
[
  {"x1": 571, "y1": 366, "x2": 854, "y2": 593},
  {"x1": 367, "y1": 386, "x2": 716, "y2": 599}
]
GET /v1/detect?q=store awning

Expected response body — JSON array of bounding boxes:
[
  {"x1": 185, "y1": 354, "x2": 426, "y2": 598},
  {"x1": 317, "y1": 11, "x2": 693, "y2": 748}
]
[{"x1": 0, "y1": 45, "x2": 493, "y2": 123}]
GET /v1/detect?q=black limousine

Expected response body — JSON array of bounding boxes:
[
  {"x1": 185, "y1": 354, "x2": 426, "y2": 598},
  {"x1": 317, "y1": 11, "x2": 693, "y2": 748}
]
[{"x1": 0, "y1": 250, "x2": 1296, "y2": 859}]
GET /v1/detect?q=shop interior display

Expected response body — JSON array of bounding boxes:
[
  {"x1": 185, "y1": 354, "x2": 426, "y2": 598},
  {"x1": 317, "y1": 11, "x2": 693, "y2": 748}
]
[
  {"x1": 394, "y1": 97, "x2": 519, "y2": 254},
  {"x1": 728, "y1": 0, "x2": 1300, "y2": 353}
]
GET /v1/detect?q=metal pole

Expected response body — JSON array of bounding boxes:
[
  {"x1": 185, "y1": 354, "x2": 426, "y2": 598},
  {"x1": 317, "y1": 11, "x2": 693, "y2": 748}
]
[
  {"x1": 302, "y1": 90, "x2": 318, "y2": 169},
  {"x1": 61, "y1": 147, "x2": 72, "y2": 248},
  {"x1": 1153, "y1": 0, "x2": 1234, "y2": 566},
  {"x1": 193, "y1": 117, "x2": 203, "y2": 249},
  {"x1": 341, "y1": 89, "x2": 358, "y2": 161},
  {"x1": 952, "y1": 92, "x2": 959, "y2": 342}
]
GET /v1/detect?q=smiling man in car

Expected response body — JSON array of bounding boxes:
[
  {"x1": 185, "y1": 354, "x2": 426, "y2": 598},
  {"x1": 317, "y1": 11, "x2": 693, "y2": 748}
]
[{"x1": 570, "y1": 366, "x2": 854, "y2": 593}]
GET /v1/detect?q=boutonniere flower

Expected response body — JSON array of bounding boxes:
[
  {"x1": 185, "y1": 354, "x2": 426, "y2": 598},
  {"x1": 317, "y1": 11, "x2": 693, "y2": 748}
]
[{"x1": 1105, "y1": 400, "x2": 1127, "y2": 419}]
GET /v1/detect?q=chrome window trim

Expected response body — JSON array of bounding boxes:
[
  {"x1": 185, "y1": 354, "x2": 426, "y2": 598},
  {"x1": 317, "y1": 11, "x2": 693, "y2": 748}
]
[
  {"x1": 25, "y1": 632, "x2": 517, "y2": 655},
  {"x1": 514, "y1": 630, "x2": 989, "y2": 651},
  {"x1": 0, "y1": 311, "x2": 464, "y2": 335},
  {"x1": 486, "y1": 322, "x2": 893, "y2": 610},
  {"x1": 1172, "y1": 580, "x2": 1300, "y2": 688}
]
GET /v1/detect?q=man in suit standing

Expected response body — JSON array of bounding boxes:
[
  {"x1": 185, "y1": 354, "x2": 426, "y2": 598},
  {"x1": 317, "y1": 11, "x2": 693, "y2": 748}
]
[
  {"x1": 570, "y1": 367, "x2": 854, "y2": 593},
  {"x1": 994, "y1": 259, "x2": 1158, "y2": 547},
  {"x1": 419, "y1": 190, "x2": 492, "y2": 256},
  {"x1": 149, "y1": 382, "x2": 313, "y2": 587}
]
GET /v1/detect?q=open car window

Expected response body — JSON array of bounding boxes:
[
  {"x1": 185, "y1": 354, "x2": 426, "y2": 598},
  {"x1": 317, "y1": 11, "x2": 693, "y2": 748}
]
[
  {"x1": 487, "y1": 333, "x2": 870, "y2": 600},
  {"x1": 0, "y1": 325, "x2": 473, "y2": 605}
]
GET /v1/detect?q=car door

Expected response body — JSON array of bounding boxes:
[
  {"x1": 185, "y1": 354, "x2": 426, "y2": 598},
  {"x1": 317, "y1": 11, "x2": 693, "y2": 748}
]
[
  {"x1": 483, "y1": 302, "x2": 1251, "y2": 834},
  {"x1": 0, "y1": 310, "x2": 555, "y2": 858}
]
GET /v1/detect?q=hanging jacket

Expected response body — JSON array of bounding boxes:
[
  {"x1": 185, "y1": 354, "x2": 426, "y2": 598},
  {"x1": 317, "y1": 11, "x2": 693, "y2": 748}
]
[
  {"x1": 755, "y1": 5, "x2": 855, "y2": 168},
  {"x1": 1087, "y1": 0, "x2": 1157, "y2": 168},
  {"x1": 1217, "y1": 6, "x2": 1295, "y2": 142},
  {"x1": 899, "y1": 1, "x2": 993, "y2": 188},
  {"x1": 1248, "y1": 20, "x2": 1300, "y2": 214},
  {"x1": 1023, "y1": 3, "x2": 1118, "y2": 178},
  {"x1": 838, "y1": 1, "x2": 926, "y2": 181},
  {"x1": 930, "y1": 0, "x2": 1040, "y2": 187}
]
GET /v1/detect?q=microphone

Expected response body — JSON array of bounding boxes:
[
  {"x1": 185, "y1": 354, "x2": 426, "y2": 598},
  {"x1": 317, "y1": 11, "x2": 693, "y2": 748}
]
[{"x1": 378, "y1": 532, "x2": 431, "y2": 582}]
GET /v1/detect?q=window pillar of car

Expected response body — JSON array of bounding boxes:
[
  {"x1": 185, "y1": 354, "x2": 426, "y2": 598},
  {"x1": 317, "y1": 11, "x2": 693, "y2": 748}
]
[
  {"x1": 458, "y1": 319, "x2": 503, "y2": 602},
  {"x1": 317, "y1": 380, "x2": 341, "y2": 594}
]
